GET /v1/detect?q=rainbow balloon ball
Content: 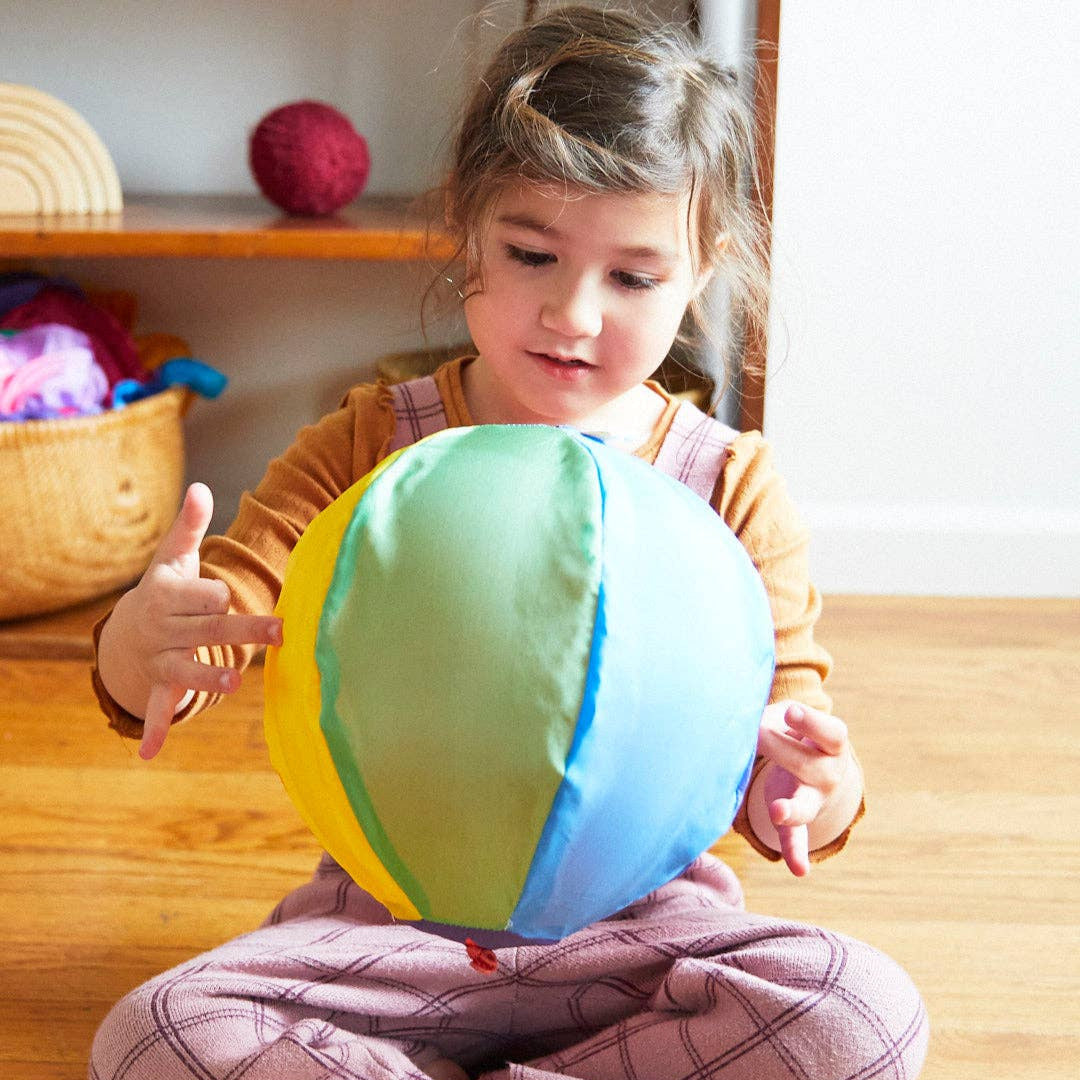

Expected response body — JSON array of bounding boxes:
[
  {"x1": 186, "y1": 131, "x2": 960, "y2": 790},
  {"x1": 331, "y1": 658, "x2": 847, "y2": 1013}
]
[{"x1": 264, "y1": 425, "x2": 774, "y2": 943}]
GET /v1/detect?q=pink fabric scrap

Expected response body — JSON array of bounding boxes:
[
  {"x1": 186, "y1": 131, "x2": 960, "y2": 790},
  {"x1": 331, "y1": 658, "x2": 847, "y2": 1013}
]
[
  {"x1": 0, "y1": 285, "x2": 147, "y2": 391},
  {"x1": 0, "y1": 323, "x2": 109, "y2": 419}
]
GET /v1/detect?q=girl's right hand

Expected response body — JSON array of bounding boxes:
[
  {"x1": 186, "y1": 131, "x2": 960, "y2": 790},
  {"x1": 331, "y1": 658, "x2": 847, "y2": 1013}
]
[{"x1": 96, "y1": 482, "x2": 283, "y2": 760}]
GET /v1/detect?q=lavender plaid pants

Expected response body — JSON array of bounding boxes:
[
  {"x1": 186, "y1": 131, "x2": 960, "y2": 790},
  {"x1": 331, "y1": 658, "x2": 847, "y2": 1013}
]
[{"x1": 90, "y1": 853, "x2": 927, "y2": 1079}]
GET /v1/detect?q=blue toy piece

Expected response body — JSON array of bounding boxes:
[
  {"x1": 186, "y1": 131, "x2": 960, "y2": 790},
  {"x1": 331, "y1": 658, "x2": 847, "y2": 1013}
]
[{"x1": 112, "y1": 358, "x2": 227, "y2": 407}]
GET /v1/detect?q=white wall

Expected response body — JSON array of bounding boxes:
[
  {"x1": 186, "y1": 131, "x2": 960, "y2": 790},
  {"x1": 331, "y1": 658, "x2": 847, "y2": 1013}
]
[
  {"x1": 0, "y1": 1, "x2": 474, "y2": 197},
  {"x1": 765, "y1": 2, "x2": 1080, "y2": 596}
]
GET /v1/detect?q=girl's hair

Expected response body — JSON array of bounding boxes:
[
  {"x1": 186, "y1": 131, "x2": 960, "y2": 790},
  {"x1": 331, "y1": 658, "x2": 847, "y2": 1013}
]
[{"x1": 437, "y1": 3, "x2": 771, "y2": 395}]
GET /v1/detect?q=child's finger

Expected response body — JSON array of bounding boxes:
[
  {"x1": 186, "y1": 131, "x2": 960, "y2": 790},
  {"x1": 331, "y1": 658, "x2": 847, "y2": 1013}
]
[
  {"x1": 154, "y1": 654, "x2": 241, "y2": 696},
  {"x1": 162, "y1": 575, "x2": 232, "y2": 616},
  {"x1": 169, "y1": 613, "x2": 283, "y2": 651},
  {"x1": 149, "y1": 483, "x2": 214, "y2": 571},
  {"x1": 139, "y1": 683, "x2": 180, "y2": 760},
  {"x1": 783, "y1": 704, "x2": 848, "y2": 756},
  {"x1": 778, "y1": 822, "x2": 811, "y2": 877},
  {"x1": 758, "y1": 725, "x2": 833, "y2": 788},
  {"x1": 769, "y1": 785, "x2": 825, "y2": 830}
]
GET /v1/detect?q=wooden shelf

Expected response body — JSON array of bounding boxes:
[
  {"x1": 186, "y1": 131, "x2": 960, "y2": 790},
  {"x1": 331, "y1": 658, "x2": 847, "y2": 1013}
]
[{"x1": 0, "y1": 193, "x2": 456, "y2": 261}]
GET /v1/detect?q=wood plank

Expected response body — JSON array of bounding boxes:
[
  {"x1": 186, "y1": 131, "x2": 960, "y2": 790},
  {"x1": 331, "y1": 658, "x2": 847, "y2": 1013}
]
[
  {"x1": 0, "y1": 657, "x2": 269, "y2": 769},
  {"x1": 1, "y1": 1003, "x2": 108, "y2": 1070},
  {"x1": 0, "y1": 193, "x2": 456, "y2": 261},
  {"x1": 917, "y1": 1033, "x2": 1080, "y2": 1080}
]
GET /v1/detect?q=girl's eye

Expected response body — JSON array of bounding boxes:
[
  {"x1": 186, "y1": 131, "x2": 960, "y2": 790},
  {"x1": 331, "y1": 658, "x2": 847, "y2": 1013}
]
[
  {"x1": 613, "y1": 270, "x2": 659, "y2": 291},
  {"x1": 506, "y1": 244, "x2": 553, "y2": 268},
  {"x1": 504, "y1": 244, "x2": 658, "y2": 291}
]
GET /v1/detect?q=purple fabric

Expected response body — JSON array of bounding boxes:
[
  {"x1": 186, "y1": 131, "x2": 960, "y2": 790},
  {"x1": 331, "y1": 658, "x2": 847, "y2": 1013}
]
[
  {"x1": 0, "y1": 271, "x2": 82, "y2": 320},
  {"x1": 651, "y1": 401, "x2": 738, "y2": 504},
  {"x1": 0, "y1": 323, "x2": 108, "y2": 419},
  {"x1": 388, "y1": 375, "x2": 449, "y2": 452},
  {"x1": 0, "y1": 286, "x2": 147, "y2": 393},
  {"x1": 89, "y1": 854, "x2": 928, "y2": 1079}
]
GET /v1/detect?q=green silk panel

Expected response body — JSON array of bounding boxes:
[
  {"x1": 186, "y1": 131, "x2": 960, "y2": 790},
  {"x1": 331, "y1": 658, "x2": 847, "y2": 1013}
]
[{"x1": 316, "y1": 426, "x2": 602, "y2": 929}]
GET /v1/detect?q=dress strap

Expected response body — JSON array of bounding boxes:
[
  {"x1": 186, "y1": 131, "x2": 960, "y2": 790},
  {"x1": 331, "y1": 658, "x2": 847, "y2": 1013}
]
[
  {"x1": 386, "y1": 375, "x2": 449, "y2": 453},
  {"x1": 388, "y1": 378, "x2": 734, "y2": 504},
  {"x1": 651, "y1": 399, "x2": 739, "y2": 504}
]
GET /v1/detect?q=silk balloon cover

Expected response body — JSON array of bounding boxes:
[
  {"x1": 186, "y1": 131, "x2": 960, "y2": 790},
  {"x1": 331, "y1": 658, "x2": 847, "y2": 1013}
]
[{"x1": 264, "y1": 425, "x2": 774, "y2": 942}]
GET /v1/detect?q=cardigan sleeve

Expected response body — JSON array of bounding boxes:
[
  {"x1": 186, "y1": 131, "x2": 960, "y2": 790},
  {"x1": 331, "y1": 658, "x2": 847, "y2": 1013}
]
[
  {"x1": 714, "y1": 431, "x2": 832, "y2": 714},
  {"x1": 91, "y1": 380, "x2": 398, "y2": 736},
  {"x1": 714, "y1": 431, "x2": 864, "y2": 862}
]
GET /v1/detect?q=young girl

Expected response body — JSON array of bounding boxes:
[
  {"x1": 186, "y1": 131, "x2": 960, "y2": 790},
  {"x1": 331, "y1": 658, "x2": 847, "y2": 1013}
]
[{"x1": 91, "y1": 7, "x2": 928, "y2": 1079}]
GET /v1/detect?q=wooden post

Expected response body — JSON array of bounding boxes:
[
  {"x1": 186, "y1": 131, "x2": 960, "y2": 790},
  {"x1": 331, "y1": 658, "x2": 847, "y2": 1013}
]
[{"x1": 738, "y1": 0, "x2": 781, "y2": 433}]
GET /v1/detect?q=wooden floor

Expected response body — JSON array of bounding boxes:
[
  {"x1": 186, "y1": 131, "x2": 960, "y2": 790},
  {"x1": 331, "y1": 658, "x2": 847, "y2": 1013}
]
[{"x1": 1, "y1": 595, "x2": 1077, "y2": 1079}]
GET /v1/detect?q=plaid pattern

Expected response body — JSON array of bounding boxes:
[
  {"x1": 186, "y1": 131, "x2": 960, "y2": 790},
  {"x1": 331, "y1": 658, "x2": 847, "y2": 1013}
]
[
  {"x1": 386, "y1": 376, "x2": 735, "y2": 505},
  {"x1": 651, "y1": 401, "x2": 738, "y2": 504},
  {"x1": 387, "y1": 377, "x2": 449, "y2": 453},
  {"x1": 90, "y1": 854, "x2": 928, "y2": 1079}
]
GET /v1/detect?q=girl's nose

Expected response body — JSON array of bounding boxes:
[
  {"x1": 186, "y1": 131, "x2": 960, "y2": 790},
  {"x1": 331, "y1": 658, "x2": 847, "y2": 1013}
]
[{"x1": 540, "y1": 277, "x2": 603, "y2": 339}]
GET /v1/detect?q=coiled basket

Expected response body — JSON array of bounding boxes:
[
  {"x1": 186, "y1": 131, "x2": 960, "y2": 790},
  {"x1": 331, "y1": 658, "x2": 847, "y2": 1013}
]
[{"x1": 0, "y1": 385, "x2": 189, "y2": 620}]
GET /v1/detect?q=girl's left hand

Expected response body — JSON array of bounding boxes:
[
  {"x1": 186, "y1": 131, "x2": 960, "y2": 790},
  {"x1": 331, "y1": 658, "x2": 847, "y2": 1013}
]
[{"x1": 754, "y1": 701, "x2": 857, "y2": 877}]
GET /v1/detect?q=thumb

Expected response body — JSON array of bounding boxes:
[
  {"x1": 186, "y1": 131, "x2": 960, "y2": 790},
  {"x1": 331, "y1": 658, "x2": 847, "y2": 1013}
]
[{"x1": 150, "y1": 482, "x2": 214, "y2": 573}]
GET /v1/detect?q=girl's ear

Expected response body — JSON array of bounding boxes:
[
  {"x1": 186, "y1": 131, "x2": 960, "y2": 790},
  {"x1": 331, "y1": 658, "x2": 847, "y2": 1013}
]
[{"x1": 693, "y1": 232, "x2": 729, "y2": 297}]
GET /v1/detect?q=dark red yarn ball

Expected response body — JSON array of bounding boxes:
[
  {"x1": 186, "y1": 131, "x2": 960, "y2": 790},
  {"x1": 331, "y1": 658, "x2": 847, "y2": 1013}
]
[{"x1": 249, "y1": 101, "x2": 370, "y2": 216}]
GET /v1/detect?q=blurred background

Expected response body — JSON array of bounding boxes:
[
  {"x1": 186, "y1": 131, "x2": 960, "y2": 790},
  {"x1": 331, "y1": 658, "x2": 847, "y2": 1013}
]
[{"x1": 2, "y1": 0, "x2": 1076, "y2": 596}]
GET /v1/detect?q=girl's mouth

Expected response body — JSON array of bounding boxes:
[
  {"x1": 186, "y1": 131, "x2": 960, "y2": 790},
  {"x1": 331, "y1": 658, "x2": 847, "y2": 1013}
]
[{"x1": 531, "y1": 351, "x2": 591, "y2": 370}]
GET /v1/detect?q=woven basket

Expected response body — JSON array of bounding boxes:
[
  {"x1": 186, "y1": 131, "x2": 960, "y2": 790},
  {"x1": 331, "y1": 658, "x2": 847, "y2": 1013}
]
[{"x1": 0, "y1": 385, "x2": 190, "y2": 620}]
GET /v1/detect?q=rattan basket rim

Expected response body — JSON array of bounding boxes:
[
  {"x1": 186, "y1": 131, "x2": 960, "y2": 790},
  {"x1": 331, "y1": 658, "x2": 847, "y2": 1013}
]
[{"x1": 0, "y1": 385, "x2": 191, "y2": 448}]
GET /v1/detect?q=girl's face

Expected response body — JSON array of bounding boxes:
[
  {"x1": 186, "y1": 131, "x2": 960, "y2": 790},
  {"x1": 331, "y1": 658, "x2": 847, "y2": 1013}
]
[{"x1": 461, "y1": 183, "x2": 711, "y2": 431}]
